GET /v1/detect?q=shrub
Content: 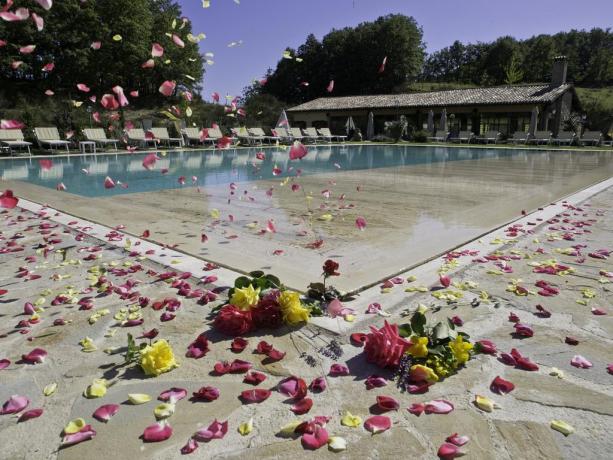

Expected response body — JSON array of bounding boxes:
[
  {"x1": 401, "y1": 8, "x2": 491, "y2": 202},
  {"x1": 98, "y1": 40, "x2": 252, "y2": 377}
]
[{"x1": 411, "y1": 130, "x2": 429, "y2": 142}]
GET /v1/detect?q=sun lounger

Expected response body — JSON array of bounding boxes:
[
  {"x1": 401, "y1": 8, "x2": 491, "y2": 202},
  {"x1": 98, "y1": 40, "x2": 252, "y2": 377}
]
[
  {"x1": 272, "y1": 127, "x2": 293, "y2": 144},
  {"x1": 248, "y1": 127, "x2": 279, "y2": 144},
  {"x1": 182, "y1": 127, "x2": 206, "y2": 146},
  {"x1": 149, "y1": 127, "x2": 184, "y2": 148},
  {"x1": 578, "y1": 131, "x2": 602, "y2": 146},
  {"x1": 526, "y1": 130, "x2": 552, "y2": 145},
  {"x1": 301, "y1": 127, "x2": 325, "y2": 143},
  {"x1": 127, "y1": 128, "x2": 158, "y2": 148},
  {"x1": 0, "y1": 129, "x2": 32, "y2": 155},
  {"x1": 476, "y1": 130, "x2": 500, "y2": 144},
  {"x1": 290, "y1": 127, "x2": 304, "y2": 142},
  {"x1": 82, "y1": 128, "x2": 119, "y2": 151},
  {"x1": 317, "y1": 127, "x2": 347, "y2": 143},
  {"x1": 34, "y1": 127, "x2": 70, "y2": 153},
  {"x1": 205, "y1": 127, "x2": 227, "y2": 147},
  {"x1": 508, "y1": 131, "x2": 530, "y2": 145},
  {"x1": 427, "y1": 130, "x2": 449, "y2": 142},
  {"x1": 231, "y1": 127, "x2": 257, "y2": 145},
  {"x1": 448, "y1": 131, "x2": 474, "y2": 143},
  {"x1": 551, "y1": 131, "x2": 576, "y2": 145}
]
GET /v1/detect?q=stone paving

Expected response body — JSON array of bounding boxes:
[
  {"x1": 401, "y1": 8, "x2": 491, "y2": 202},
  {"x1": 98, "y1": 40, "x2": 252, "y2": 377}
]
[{"x1": 0, "y1": 185, "x2": 611, "y2": 459}]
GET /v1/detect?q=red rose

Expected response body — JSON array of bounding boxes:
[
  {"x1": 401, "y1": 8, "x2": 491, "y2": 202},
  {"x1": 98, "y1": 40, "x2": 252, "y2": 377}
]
[
  {"x1": 252, "y1": 297, "x2": 283, "y2": 329},
  {"x1": 322, "y1": 259, "x2": 340, "y2": 277},
  {"x1": 214, "y1": 305, "x2": 253, "y2": 336}
]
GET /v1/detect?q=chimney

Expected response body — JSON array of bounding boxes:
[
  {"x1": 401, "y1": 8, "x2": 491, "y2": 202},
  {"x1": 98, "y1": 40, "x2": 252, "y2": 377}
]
[{"x1": 551, "y1": 56, "x2": 568, "y2": 86}]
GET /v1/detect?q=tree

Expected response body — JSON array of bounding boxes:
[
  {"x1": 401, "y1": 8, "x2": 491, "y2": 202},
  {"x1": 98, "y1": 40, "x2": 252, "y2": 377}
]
[
  {"x1": 0, "y1": 0, "x2": 204, "y2": 105},
  {"x1": 244, "y1": 14, "x2": 425, "y2": 105},
  {"x1": 504, "y1": 55, "x2": 524, "y2": 85}
]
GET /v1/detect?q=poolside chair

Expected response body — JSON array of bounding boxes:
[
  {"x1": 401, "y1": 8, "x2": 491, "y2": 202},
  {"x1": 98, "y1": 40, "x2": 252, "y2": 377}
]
[
  {"x1": 476, "y1": 131, "x2": 500, "y2": 144},
  {"x1": 0, "y1": 129, "x2": 32, "y2": 155},
  {"x1": 182, "y1": 127, "x2": 205, "y2": 146},
  {"x1": 82, "y1": 128, "x2": 119, "y2": 151},
  {"x1": 231, "y1": 127, "x2": 257, "y2": 145},
  {"x1": 149, "y1": 127, "x2": 184, "y2": 148},
  {"x1": 551, "y1": 131, "x2": 576, "y2": 146},
  {"x1": 290, "y1": 127, "x2": 304, "y2": 142},
  {"x1": 508, "y1": 131, "x2": 530, "y2": 145},
  {"x1": 318, "y1": 127, "x2": 347, "y2": 143},
  {"x1": 427, "y1": 130, "x2": 449, "y2": 142},
  {"x1": 578, "y1": 131, "x2": 602, "y2": 146},
  {"x1": 448, "y1": 131, "x2": 474, "y2": 143},
  {"x1": 205, "y1": 127, "x2": 227, "y2": 147},
  {"x1": 272, "y1": 127, "x2": 294, "y2": 144},
  {"x1": 527, "y1": 131, "x2": 552, "y2": 145},
  {"x1": 302, "y1": 127, "x2": 326, "y2": 143},
  {"x1": 127, "y1": 128, "x2": 158, "y2": 148},
  {"x1": 248, "y1": 127, "x2": 279, "y2": 144},
  {"x1": 33, "y1": 127, "x2": 70, "y2": 153}
]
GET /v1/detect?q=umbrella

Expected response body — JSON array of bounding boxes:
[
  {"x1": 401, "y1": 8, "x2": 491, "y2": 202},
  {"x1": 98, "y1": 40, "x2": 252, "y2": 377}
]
[
  {"x1": 427, "y1": 110, "x2": 434, "y2": 133},
  {"x1": 276, "y1": 110, "x2": 290, "y2": 129},
  {"x1": 439, "y1": 108, "x2": 447, "y2": 132},
  {"x1": 345, "y1": 116, "x2": 356, "y2": 136},
  {"x1": 366, "y1": 112, "x2": 375, "y2": 140},
  {"x1": 529, "y1": 107, "x2": 539, "y2": 136}
]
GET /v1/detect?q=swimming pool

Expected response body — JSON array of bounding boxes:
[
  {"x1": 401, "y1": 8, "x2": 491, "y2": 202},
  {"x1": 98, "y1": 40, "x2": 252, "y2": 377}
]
[
  {"x1": 3, "y1": 144, "x2": 604, "y2": 197},
  {"x1": 3, "y1": 144, "x2": 613, "y2": 291}
]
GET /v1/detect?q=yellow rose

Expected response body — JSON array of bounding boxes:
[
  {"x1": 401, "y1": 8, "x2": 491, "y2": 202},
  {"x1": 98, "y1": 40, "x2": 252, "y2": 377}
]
[
  {"x1": 409, "y1": 364, "x2": 439, "y2": 383},
  {"x1": 230, "y1": 285, "x2": 261, "y2": 310},
  {"x1": 278, "y1": 290, "x2": 309, "y2": 325},
  {"x1": 449, "y1": 335, "x2": 473, "y2": 365},
  {"x1": 407, "y1": 336, "x2": 429, "y2": 358},
  {"x1": 140, "y1": 339, "x2": 178, "y2": 376}
]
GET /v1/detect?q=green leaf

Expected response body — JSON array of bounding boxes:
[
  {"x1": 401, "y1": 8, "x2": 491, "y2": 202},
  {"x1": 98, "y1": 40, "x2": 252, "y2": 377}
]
[
  {"x1": 398, "y1": 323, "x2": 412, "y2": 338},
  {"x1": 264, "y1": 274, "x2": 281, "y2": 288},
  {"x1": 410, "y1": 312, "x2": 426, "y2": 336},
  {"x1": 249, "y1": 270, "x2": 265, "y2": 278},
  {"x1": 234, "y1": 276, "x2": 251, "y2": 289}
]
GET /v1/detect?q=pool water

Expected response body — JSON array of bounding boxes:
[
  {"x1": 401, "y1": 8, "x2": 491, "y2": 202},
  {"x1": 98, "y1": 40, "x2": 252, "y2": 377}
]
[
  {"x1": 3, "y1": 144, "x2": 613, "y2": 292},
  {"x1": 2, "y1": 144, "x2": 600, "y2": 197}
]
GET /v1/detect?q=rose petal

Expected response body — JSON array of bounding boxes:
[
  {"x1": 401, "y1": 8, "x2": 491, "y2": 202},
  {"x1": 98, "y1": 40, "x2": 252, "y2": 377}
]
[
  {"x1": 364, "y1": 415, "x2": 391, "y2": 434},
  {"x1": 143, "y1": 422, "x2": 173, "y2": 442},
  {"x1": 424, "y1": 399, "x2": 454, "y2": 414},
  {"x1": 490, "y1": 376, "x2": 515, "y2": 395},
  {"x1": 291, "y1": 397, "x2": 313, "y2": 415},
  {"x1": 376, "y1": 395, "x2": 399, "y2": 411},
  {"x1": 92, "y1": 404, "x2": 120, "y2": 423}
]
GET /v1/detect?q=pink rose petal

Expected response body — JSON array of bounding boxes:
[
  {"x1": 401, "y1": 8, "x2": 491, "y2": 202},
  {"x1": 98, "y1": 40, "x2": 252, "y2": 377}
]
[
  {"x1": 364, "y1": 415, "x2": 391, "y2": 434},
  {"x1": 143, "y1": 422, "x2": 173, "y2": 442},
  {"x1": 0, "y1": 395, "x2": 29, "y2": 415},
  {"x1": 92, "y1": 404, "x2": 120, "y2": 422}
]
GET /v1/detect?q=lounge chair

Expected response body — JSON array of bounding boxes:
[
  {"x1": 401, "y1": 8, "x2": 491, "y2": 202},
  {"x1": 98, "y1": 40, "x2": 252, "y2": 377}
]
[
  {"x1": 551, "y1": 131, "x2": 576, "y2": 146},
  {"x1": 318, "y1": 127, "x2": 347, "y2": 143},
  {"x1": 272, "y1": 127, "x2": 293, "y2": 144},
  {"x1": 448, "y1": 131, "x2": 474, "y2": 143},
  {"x1": 182, "y1": 127, "x2": 205, "y2": 146},
  {"x1": 231, "y1": 127, "x2": 257, "y2": 145},
  {"x1": 302, "y1": 127, "x2": 325, "y2": 143},
  {"x1": 204, "y1": 127, "x2": 226, "y2": 147},
  {"x1": 127, "y1": 128, "x2": 158, "y2": 148},
  {"x1": 0, "y1": 129, "x2": 32, "y2": 155},
  {"x1": 149, "y1": 127, "x2": 184, "y2": 148},
  {"x1": 33, "y1": 127, "x2": 70, "y2": 153},
  {"x1": 248, "y1": 127, "x2": 279, "y2": 144},
  {"x1": 578, "y1": 131, "x2": 602, "y2": 146},
  {"x1": 290, "y1": 127, "x2": 304, "y2": 142},
  {"x1": 527, "y1": 131, "x2": 552, "y2": 145},
  {"x1": 508, "y1": 131, "x2": 530, "y2": 145},
  {"x1": 476, "y1": 131, "x2": 500, "y2": 144},
  {"x1": 427, "y1": 130, "x2": 449, "y2": 142},
  {"x1": 82, "y1": 128, "x2": 119, "y2": 151}
]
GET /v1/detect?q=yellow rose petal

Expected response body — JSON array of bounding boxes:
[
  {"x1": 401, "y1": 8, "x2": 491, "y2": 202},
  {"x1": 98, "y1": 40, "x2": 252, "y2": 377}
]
[
  {"x1": 550, "y1": 419, "x2": 574, "y2": 436},
  {"x1": 340, "y1": 411, "x2": 362, "y2": 427},
  {"x1": 328, "y1": 436, "x2": 347, "y2": 452},
  {"x1": 474, "y1": 394, "x2": 499, "y2": 412},
  {"x1": 43, "y1": 382, "x2": 57, "y2": 396},
  {"x1": 64, "y1": 418, "x2": 87, "y2": 434},
  {"x1": 278, "y1": 420, "x2": 302, "y2": 437},
  {"x1": 154, "y1": 402, "x2": 175, "y2": 419},
  {"x1": 238, "y1": 417, "x2": 253, "y2": 435},
  {"x1": 84, "y1": 379, "x2": 108, "y2": 398},
  {"x1": 128, "y1": 393, "x2": 151, "y2": 405}
]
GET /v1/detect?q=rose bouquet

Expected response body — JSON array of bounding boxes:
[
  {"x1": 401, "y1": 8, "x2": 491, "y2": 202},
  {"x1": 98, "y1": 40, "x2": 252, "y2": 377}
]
[
  {"x1": 212, "y1": 271, "x2": 313, "y2": 336},
  {"x1": 363, "y1": 309, "x2": 473, "y2": 393}
]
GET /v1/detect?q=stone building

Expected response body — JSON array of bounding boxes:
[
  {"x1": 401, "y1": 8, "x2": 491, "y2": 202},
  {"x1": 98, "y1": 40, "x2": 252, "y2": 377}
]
[{"x1": 287, "y1": 57, "x2": 580, "y2": 138}]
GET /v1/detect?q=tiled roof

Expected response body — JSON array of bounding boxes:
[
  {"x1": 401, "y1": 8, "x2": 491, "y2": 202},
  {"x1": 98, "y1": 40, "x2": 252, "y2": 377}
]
[{"x1": 287, "y1": 84, "x2": 572, "y2": 112}]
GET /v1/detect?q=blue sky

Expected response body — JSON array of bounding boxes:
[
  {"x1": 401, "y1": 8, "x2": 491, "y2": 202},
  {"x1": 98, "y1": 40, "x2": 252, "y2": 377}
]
[{"x1": 178, "y1": 0, "x2": 613, "y2": 99}]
